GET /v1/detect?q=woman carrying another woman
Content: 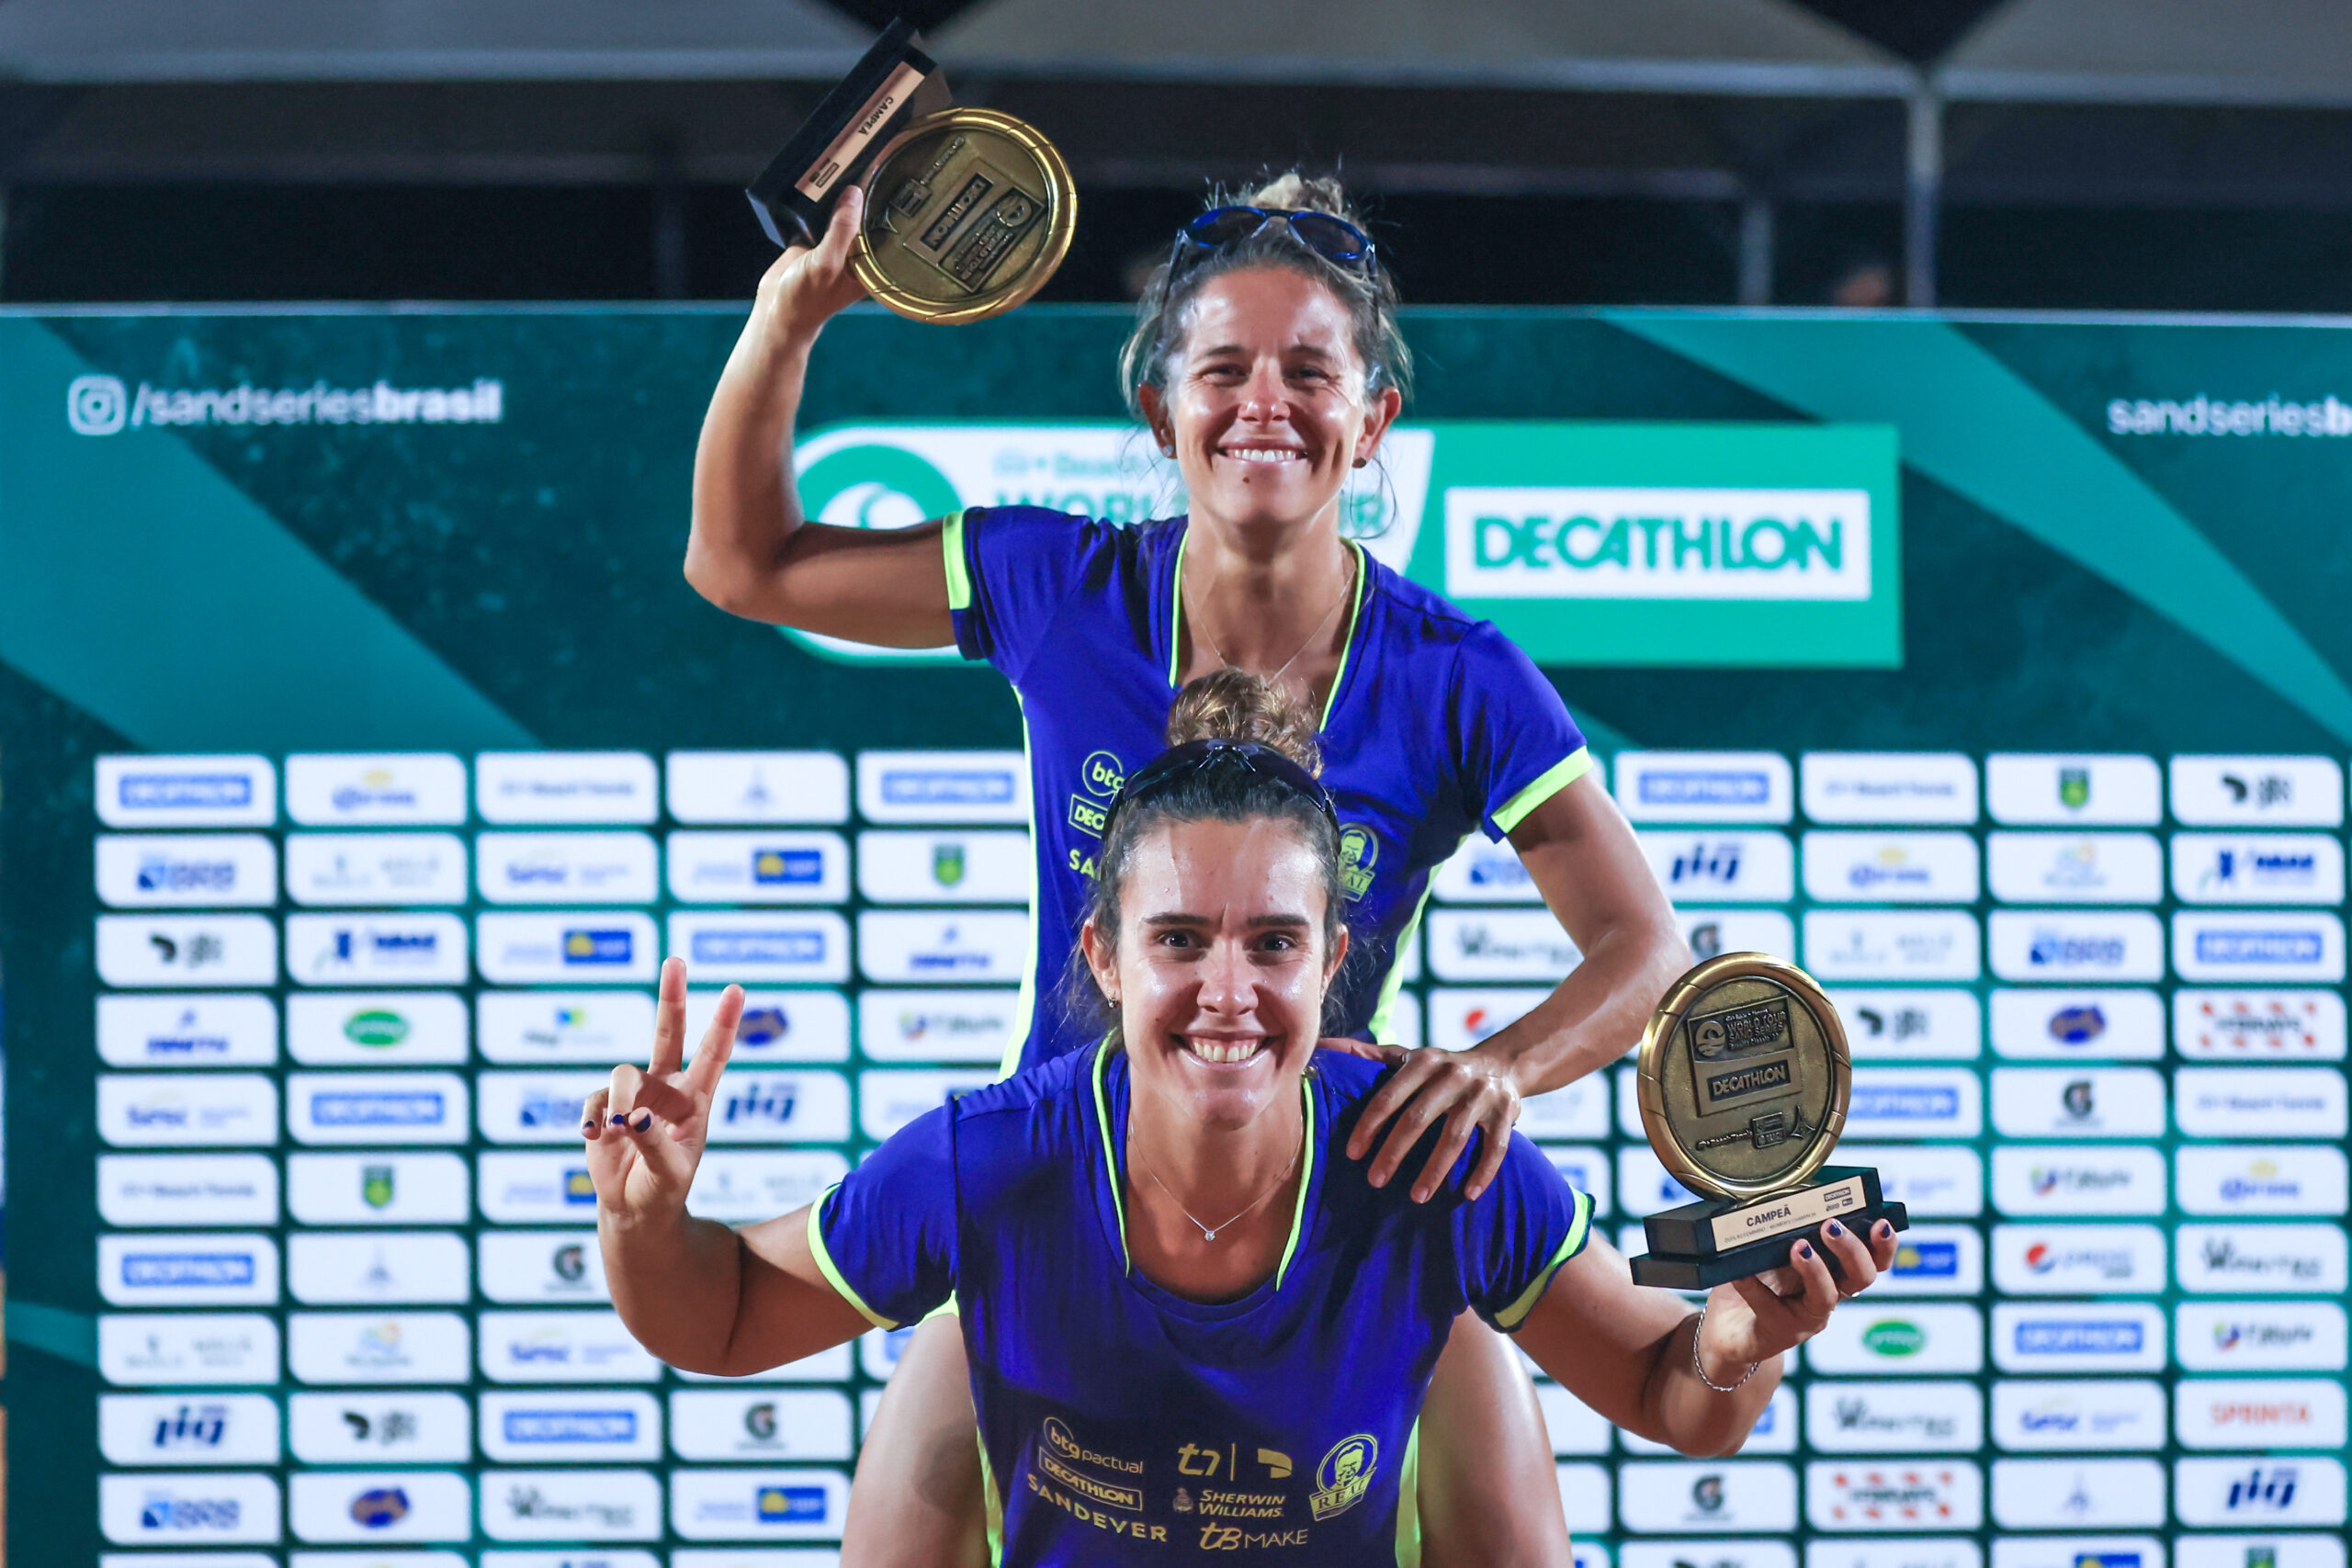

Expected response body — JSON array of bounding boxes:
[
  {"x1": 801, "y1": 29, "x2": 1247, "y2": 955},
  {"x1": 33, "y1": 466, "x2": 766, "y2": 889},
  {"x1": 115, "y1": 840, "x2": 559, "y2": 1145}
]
[
  {"x1": 588, "y1": 682, "x2": 1897, "y2": 1567},
  {"x1": 686, "y1": 174, "x2": 1690, "y2": 1562}
]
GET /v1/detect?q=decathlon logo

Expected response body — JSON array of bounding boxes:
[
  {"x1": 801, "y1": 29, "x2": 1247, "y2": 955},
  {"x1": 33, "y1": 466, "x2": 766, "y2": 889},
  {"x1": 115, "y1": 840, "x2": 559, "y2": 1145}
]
[
  {"x1": 67, "y1": 371, "x2": 503, "y2": 434},
  {"x1": 1444, "y1": 486, "x2": 1871, "y2": 602}
]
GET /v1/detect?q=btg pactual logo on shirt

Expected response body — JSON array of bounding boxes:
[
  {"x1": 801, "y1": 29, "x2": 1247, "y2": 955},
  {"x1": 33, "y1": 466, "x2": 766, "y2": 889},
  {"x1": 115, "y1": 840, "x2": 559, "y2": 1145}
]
[
  {"x1": 1069, "y1": 750, "x2": 1125, "y2": 841},
  {"x1": 1308, "y1": 1433, "x2": 1379, "y2": 1521}
]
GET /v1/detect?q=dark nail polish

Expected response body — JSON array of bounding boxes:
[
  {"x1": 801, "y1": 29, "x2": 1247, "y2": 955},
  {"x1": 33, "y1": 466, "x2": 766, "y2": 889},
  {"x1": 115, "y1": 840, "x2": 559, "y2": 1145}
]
[
  {"x1": 610, "y1": 1113, "x2": 628, "y2": 1125},
  {"x1": 1792, "y1": 1241, "x2": 1812, "y2": 1259},
  {"x1": 1826, "y1": 1221, "x2": 1844, "y2": 1238},
  {"x1": 632, "y1": 1113, "x2": 653, "y2": 1133}
]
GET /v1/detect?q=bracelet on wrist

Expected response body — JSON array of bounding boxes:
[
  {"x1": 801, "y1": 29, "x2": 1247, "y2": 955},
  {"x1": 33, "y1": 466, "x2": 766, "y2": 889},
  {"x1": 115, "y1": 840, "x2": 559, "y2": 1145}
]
[{"x1": 1690, "y1": 1299, "x2": 1760, "y2": 1393}]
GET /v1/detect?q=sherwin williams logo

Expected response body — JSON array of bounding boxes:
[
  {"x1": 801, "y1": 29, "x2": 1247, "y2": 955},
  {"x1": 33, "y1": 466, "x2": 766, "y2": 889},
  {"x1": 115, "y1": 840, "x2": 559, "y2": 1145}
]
[
  {"x1": 1446, "y1": 486, "x2": 1870, "y2": 600},
  {"x1": 344, "y1": 1010, "x2": 409, "y2": 1047},
  {"x1": 1861, "y1": 1320, "x2": 1925, "y2": 1357}
]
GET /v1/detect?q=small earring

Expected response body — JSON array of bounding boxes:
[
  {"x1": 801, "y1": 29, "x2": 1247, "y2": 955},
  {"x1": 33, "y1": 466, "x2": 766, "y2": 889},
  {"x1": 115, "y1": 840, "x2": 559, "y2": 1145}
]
[{"x1": 1351, "y1": 457, "x2": 1367, "y2": 468}]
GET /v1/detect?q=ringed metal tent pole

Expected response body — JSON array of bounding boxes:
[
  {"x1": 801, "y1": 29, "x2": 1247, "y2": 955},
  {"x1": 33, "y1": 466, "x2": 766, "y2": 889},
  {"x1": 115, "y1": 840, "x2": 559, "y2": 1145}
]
[{"x1": 1905, "y1": 85, "x2": 1942, "y2": 309}]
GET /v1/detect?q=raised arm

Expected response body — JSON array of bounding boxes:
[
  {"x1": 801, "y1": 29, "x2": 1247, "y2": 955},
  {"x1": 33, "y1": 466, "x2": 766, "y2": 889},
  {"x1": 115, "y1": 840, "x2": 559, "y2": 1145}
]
[
  {"x1": 684, "y1": 185, "x2": 956, "y2": 647},
  {"x1": 587, "y1": 959, "x2": 874, "y2": 1375}
]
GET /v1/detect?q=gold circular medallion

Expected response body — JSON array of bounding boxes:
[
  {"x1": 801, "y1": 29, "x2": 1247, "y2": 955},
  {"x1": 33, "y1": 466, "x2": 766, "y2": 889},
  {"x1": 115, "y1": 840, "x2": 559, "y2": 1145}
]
[
  {"x1": 1635, "y1": 953, "x2": 1850, "y2": 1201},
  {"x1": 852, "y1": 107, "x2": 1077, "y2": 324}
]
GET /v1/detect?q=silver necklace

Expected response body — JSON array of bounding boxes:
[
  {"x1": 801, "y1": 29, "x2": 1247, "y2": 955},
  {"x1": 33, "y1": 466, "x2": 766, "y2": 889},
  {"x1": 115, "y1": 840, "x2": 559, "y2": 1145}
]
[
  {"x1": 1185, "y1": 547, "x2": 1355, "y2": 691},
  {"x1": 1136, "y1": 1122, "x2": 1304, "y2": 1243}
]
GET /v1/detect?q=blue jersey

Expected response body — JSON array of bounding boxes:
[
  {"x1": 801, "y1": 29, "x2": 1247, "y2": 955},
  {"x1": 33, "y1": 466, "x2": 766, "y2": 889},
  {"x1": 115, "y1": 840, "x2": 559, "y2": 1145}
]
[
  {"x1": 812, "y1": 1045, "x2": 1595, "y2": 1568},
  {"x1": 945, "y1": 508, "x2": 1591, "y2": 1074}
]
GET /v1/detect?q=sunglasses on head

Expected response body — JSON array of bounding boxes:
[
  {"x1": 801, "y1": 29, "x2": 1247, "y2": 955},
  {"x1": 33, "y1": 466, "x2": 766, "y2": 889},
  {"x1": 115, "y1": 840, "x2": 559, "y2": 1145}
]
[
  {"x1": 1167, "y1": 206, "x2": 1378, "y2": 285},
  {"x1": 1103, "y1": 739, "x2": 1340, "y2": 839}
]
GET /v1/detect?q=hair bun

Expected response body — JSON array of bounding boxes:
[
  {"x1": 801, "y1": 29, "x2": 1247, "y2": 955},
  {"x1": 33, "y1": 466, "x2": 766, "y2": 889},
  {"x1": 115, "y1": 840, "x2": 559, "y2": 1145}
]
[
  {"x1": 1166, "y1": 668, "x2": 1324, "y2": 775},
  {"x1": 1243, "y1": 172, "x2": 1358, "y2": 226}
]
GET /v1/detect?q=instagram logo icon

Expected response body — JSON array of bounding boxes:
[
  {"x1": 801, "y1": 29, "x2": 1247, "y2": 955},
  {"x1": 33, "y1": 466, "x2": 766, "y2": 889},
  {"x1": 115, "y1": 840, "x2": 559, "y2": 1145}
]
[{"x1": 67, "y1": 373, "x2": 129, "y2": 435}]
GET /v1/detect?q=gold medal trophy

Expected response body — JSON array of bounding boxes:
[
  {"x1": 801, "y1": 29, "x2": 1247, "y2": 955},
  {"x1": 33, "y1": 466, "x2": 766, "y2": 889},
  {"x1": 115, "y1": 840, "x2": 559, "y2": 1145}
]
[
  {"x1": 747, "y1": 18, "x2": 1076, "y2": 324},
  {"x1": 1628, "y1": 953, "x2": 1909, "y2": 1290}
]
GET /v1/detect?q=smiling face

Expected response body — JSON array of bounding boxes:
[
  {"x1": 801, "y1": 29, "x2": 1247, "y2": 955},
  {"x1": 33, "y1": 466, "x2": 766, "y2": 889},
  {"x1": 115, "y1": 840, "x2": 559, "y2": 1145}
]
[
  {"x1": 1140, "y1": 265, "x2": 1400, "y2": 537},
  {"x1": 1081, "y1": 815, "x2": 1349, "y2": 1133}
]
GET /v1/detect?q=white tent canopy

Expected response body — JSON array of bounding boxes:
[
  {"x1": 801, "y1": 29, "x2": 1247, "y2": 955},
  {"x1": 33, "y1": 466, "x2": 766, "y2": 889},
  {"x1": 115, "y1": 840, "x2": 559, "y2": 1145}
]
[
  {"x1": 0, "y1": 0, "x2": 866, "y2": 83},
  {"x1": 933, "y1": 0, "x2": 1911, "y2": 97},
  {"x1": 1939, "y1": 0, "x2": 2352, "y2": 108}
]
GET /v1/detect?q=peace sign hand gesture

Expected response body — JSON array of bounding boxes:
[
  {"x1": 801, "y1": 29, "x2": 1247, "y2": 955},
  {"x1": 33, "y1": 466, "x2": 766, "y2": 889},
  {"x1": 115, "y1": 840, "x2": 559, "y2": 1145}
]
[{"x1": 581, "y1": 957, "x2": 743, "y2": 1226}]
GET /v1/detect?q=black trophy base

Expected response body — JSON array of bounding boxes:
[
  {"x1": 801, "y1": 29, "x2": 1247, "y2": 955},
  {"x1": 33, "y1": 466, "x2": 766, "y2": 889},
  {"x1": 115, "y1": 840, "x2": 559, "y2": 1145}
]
[{"x1": 1629, "y1": 1166, "x2": 1910, "y2": 1291}]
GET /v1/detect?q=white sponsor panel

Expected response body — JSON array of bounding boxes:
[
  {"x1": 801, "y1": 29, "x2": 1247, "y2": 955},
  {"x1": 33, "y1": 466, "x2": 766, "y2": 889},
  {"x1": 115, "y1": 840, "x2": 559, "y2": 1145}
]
[
  {"x1": 1831, "y1": 989, "x2": 1981, "y2": 1061},
  {"x1": 2176, "y1": 1066, "x2": 2348, "y2": 1138},
  {"x1": 2169, "y1": 755, "x2": 2345, "y2": 828},
  {"x1": 288, "y1": 1230, "x2": 470, "y2": 1305},
  {"x1": 481, "y1": 1467, "x2": 663, "y2": 1540},
  {"x1": 1433, "y1": 836, "x2": 1543, "y2": 903},
  {"x1": 1629, "y1": 1543, "x2": 1795, "y2": 1568},
  {"x1": 477, "y1": 752, "x2": 657, "y2": 825},
  {"x1": 478, "y1": 1071, "x2": 608, "y2": 1145},
  {"x1": 2177, "y1": 1379, "x2": 2348, "y2": 1450},
  {"x1": 856, "y1": 750, "x2": 1029, "y2": 825},
  {"x1": 2173, "y1": 833, "x2": 2344, "y2": 906},
  {"x1": 477, "y1": 988, "x2": 652, "y2": 1066},
  {"x1": 1521, "y1": 1074, "x2": 1610, "y2": 1141},
  {"x1": 97, "y1": 833, "x2": 277, "y2": 908},
  {"x1": 288, "y1": 1070, "x2": 469, "y2": 1145},
  {"x1": 1535, "y1": 1381, "x2": 1615, "y2": 1455},
  {"x1": 1427, "y1": 911, "x2": 1583, "y2": 982},
  {"x1": 2177, "y1": 1302, "x2": 2348, "y2": 1372},
  {"x1": 854, "y1": 910, "x2": 1026, "y2": 984},
  {"x1": 286, "y1": 912, "x2": 467, "y2": 986},
  {"x1": 1881, "y1": 1225, "x2": 1984, "y2": 1296},
  {"x1": 667, "y1": 830, "x2": 851, "y2": 905},
  {"x1": 98, "y1": 753, "x2": 277, "y2": 828},
  {"x1": 96, "y1": 992, "x2": 278, "y2": 1068},
  {"x1": 479, "y1": 1230, "x2": 609, "y2": 1304},
  {"x1": 481, "y1": 1391, "x2": 662, "y2": 1463},
  {"x1": 1989, "y1": 1457, "x2": 2166, "y2": 1528},
  {"x1": 1804, "y1": 911, "x2": 1981, "y2": 982},
  {"x1": 1622, "y1": 1384, "x2": 1797, "y2": 1458},
  {"x1": 1615, "y1": 1461, "x2": 1798, "y2": 1531},
  {"x1": 1989, "y1": 1066, "x2": 2167, "y2": 1139},
  {"x1": 1801, "y1": 752, "x2": 1980, "y2": 826},
  {"x1": 669, "y1": 1390, "x2": 855, "y2": 1462},
  {"x1": 101, "y1": 1393, "x2": 283, "y2": 1467},
  {"x1": 100, "y1": 1312, "x2": 280, "y2": 1386},
  {"x1": 670, "y1": 1467, "x2": 852, "y2": 1541},
  {"x1": 669, "y1": 910, "x2": 851, "y2": 985},
  {"x1": 481, "y1": 1311, "x2": 663, "y2": 1383},
  {"x1": 99, "y1": 1153, "x2": 280, "y2": 1226},
  {"x1": 1641, "y1": 831, "x2": 1796, "y2": 904},
  {"x1": 478, "y1": 911, "x2": 658, "y2": 985},
  {"x1": 1989, "y1": 910, "x2": 2164, "y2": 983},
  {"x1": 1989, "y1": 1379, "x2": 2166, "y2": 1452},
  {"x1": 1428, "y1": 987, "x2": 1550, "y2": 1051},
  {"x1": 707, "y1": 1070, "x2": 853, "y2": 1144},
  {"x1": 98, "y1": 1072, "x2": 278, "y2": 1148},
  {"x1": 98, "y1": 1471, "x2": 281, "y2": 1545},
  {"x1": 287, "y1": 1391, "x2": 473, "y2": 1463},
  {"x1": 1803, "y1": 832, "x2": 1979, "y2": 904},
  {"x1": 1805, "y1": 1461, "x2": 1984, "y2": 1530},
  {"x1": 1557, "y1": 1461, "x2": 1615, "y2": 1532},
  {"x1": 1990, "y1": 988, "x2": 2164, "y2": 1060},
  {"x1": 288, "y1": 990, "x2": 467, "y2": 1066},
  {"x1": 1990, "y1": 1224, "x2": 2168, "y2": 1295},
  {"x1": 477, "y1": 1152, "x2": 603, "y2": 1224},
  {"x1": 1539, "y1": 1146, "x2": 1613, "y2": 1218},
  {"x1": 858, "y1": 1068, "x2": 994, "y2": 1140},
  {"x1": 288, "y1": 1468, "x2": 471, "y2": 1543},
  {"x1": 2177, "y1": 1222, "x2": 2348, "y2": 1293},
  {"x1": 288, "y1": 1311, "x2": 471, "y2": 1384},
  {"x1": 2176, "y1": 988, "x2": 2346, "y2": 1060},
  {"x1": 2175, "y1": 910, "x2": 2346, "y2": 983},
  {"x1": 1812, "y1": 1540, "x2": 1983, "y2": 1568},
  {"x1": 288, "y1": 1151, "x2": 469, "y2": 1225},
  {"x1": 1806, "y1": 1306, "x2": 1984, "y2": 1375},
  {"x1": 854, "y1": 829, "x2": 1027, "y2": 904},
  {"x1": 2174, "y1": 1458, "x2": 2348, "y2": 1527},
  {"x1": 1984, "y1": 754, "x2": 2161, "y2": 827},
  {"x1": 1985, "y1": 832, "x2": 2165, "y2": 905},
  {"x1": 100, "y1": 1233, "x2": 278, "y2": 1307},
  {"x1": 283, "y1": 831, "x2": 468, "y2": 906},
  {"x1": 2174, "y1": 1540, "x2": 2338, "y2": 1568},
  {"x1": 1991, "y1": 1146, "x2": 2167, "y2": 1216},
  {"x1": 1614, "y1": 751, "x2": 1793, "y2": 825},
  {"x1": 1682, "y1": 909, "x2": 1797, "y2": 965},
  {"x1": 285, "y1": 751, "x2": 469, "y2": 826},
  {"x1": 97, "y1": 913, "x2": 278, "y2": 987},
  {"x1": 1618, "y1": 1145, "x2": 1702, "y2": 1217},
  {"x1": 1847, "y1": 1145, "x2": 1984, "y2": 1218},
  {"x1": 1804, "y1": 1382, "x2": 1983, "y2": 1454},
  {"x1": 666, "y1": 750, "x2": 850, "y2": 825},
  {"x1": 855, "y1": 988, "x2": 1017, "y2": 1064},
  {"x1": 478, "y1": 831, "x2": 659, "y2": 905},
  {"x1": 688, "y1": 988, "x2": 851, "y2": 1066},
  {"x1": 1992, "y1": 1303, "x2": 2166, "y2": 1372},
  {"x1": 1846, "y1": 1068, "x2": 1982, "y2": 1139},
  {"x1": 2176, "y1": 1145, "x2": 2349, "y2": 1216}
]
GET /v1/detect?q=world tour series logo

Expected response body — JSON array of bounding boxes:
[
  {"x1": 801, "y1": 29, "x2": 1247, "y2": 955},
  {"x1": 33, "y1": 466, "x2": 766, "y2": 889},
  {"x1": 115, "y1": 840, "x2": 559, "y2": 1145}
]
[{"x1": 1308, "y1": 1433, "x2": 1379, "y2": 1521}]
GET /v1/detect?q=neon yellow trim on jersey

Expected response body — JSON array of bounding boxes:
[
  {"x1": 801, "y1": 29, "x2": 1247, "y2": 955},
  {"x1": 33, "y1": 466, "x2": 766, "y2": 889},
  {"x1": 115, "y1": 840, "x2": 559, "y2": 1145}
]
[
  {"x1": 1273, "y1": 1077, "x2": 1317, "y2": 1291},
  {"x1": 999, "y1": 688, "x2": 1043, "y2": 1080},
  {"x1": 1320, "y1": 538, "x2": 1368, "y2": 729},
  {"x1": 1395, "y1": 1417, "x2": 1423, "y2": 1568},
  {"x1": 1493, "y1": 1190, "x2": 1594, "y2": 1332},
  {"x1": 978, "y1": 1427, "x2": 1007, "y2": 1567},
  {"x1": 1167, "y1": 529, "x2": 1191, "y2": 686},
  {"x1": 942, "y1": 508, "x2": 975, "y2": 612},
  {"x1": 805, "y1": 1183, "x2": 899, "y2": 1329},
  {"x1": 1365, "y1": 884, "x2": 1435, "y2": 1043},
  {"x1": 1491, "y1": 747, "x2": 1593, "y2": 837},
  {"x1": 1091, "y1": 1039, "x2": 1132, "y2": 1273}
]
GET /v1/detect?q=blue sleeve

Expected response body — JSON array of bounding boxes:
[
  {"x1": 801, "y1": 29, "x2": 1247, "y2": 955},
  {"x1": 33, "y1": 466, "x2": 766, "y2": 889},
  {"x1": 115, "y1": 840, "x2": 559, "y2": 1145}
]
[
  {"x1": 1452, "y1": 1132, "x2": 1596, "y2": 1333},
  {"x1": 808, "y1": 1103, "x2": 957, "y2": 1330},
  {"x1": 945, "y1": 505, "x2": 1121, "y2": 685},
  {"x1": 1450, "y1": 620, "x2": 1592, "y2": 841}
]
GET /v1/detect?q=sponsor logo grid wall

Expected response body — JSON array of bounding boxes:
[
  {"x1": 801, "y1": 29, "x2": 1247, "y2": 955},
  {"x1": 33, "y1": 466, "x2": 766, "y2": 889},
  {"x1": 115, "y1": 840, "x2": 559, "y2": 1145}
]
[{"x1": 85, "y1": 747, "x2": 2352, "y2": 1557}]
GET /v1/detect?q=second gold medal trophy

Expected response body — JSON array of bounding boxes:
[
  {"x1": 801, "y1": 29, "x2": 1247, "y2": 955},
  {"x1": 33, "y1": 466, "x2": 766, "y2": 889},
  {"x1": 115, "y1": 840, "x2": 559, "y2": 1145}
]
[
  {"x1": 746, "y1": 18, "x2": 1075, "y2": 324},
  {"x1": 1628, "y1": 953, "x2": 1909, "y2": 1289}
]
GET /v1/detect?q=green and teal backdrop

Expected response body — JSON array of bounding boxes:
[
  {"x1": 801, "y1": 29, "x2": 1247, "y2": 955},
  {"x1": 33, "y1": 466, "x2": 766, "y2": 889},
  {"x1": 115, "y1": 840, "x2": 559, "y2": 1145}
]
[{"x1": 5, "y1": 302, "x2": 2351, "y2": 1562}]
